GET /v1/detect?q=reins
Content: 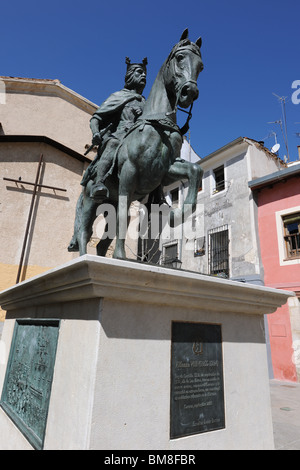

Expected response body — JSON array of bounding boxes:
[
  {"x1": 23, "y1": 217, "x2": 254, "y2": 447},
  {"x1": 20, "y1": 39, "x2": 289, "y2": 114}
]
[{"x1": 178, "y1": 101, "x2": 194, "y2": 125}]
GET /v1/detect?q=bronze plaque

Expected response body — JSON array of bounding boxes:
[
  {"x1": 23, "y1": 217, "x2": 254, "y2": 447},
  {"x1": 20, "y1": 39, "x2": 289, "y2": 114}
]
[
  {"x1": 170, "y1": 322, "x2": 225, "y2": 439},
  {"x1": 1, "y1": 320, "x2": 59, "y2": 449}
]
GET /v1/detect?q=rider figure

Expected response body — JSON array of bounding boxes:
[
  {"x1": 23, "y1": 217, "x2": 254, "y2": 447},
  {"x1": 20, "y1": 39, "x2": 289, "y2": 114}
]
[{"x1": 82, "y1": 57, "x2": 148, "y2": 201}]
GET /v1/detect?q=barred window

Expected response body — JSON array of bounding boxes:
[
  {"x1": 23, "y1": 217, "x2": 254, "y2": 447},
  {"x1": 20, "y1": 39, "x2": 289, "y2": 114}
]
[
  {"x1": 283, "y1": 213, "x2": 300, "y2": 259},
  {"x1": 208, "y1": 225, "x2": 229, "y2": 277}
]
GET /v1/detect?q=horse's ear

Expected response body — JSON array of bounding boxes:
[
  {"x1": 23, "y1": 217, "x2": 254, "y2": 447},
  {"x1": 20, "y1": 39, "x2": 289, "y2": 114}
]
[
  {"x1": 195, "y1": 36, "x2": 202, "y2": 48},
  {"x1": 180, "y1": 28, "x2": 189, "y2": 41}
]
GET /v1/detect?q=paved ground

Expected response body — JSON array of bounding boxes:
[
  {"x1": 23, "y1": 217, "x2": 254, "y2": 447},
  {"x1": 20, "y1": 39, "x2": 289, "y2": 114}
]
[{"x1": 270, "y1": 379, "x2": 300, "y2": 450}]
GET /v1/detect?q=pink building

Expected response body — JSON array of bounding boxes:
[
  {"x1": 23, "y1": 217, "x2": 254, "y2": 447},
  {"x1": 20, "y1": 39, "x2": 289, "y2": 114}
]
[{"x1": 249, "y1": 163, "x2": 300, "y2": 382}]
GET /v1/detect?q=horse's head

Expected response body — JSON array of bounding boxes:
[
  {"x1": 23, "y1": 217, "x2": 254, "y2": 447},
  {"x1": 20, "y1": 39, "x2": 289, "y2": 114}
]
[{"x1": 164, "y1": 29, "x2": 203, "y2": 109}]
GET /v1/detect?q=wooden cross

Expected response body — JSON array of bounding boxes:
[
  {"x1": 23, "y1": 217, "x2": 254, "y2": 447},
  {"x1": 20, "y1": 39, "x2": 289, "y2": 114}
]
[{"x1": 3, "y1": 154, "x2": 67, "y2": 283}]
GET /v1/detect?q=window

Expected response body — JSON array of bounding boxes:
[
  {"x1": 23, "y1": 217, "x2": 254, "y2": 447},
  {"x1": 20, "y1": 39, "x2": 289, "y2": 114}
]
[
  {"x1": 283, "y1": 213, "x2": 300, "y2": 259},
  {"x1": 213, "y1": 165, "x2": 225, "y2": 193},
  {"x1": 208, "y1": 225, "x2": 229, "y2": 277},
  {"x1": 162, "y1": 241, "x2": 181, "y2": 268},
  {"x1": 194, "y1": 236, "x2": 205, "y2": 257},
  {"x1": 170, "y1": 188, "x2": 179, "y2": 208}
]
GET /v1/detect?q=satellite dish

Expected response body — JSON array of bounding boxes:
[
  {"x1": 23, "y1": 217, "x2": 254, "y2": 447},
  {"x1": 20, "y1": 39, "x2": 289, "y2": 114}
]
[{"x1": 271, "y1": 143, "x2": 280, "y2": 154}]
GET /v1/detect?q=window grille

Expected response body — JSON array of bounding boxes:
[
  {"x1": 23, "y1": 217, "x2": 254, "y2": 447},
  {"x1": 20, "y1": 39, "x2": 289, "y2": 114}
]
[{"x1": 208, "y1": 225, "x2": 229, "y2": 277}]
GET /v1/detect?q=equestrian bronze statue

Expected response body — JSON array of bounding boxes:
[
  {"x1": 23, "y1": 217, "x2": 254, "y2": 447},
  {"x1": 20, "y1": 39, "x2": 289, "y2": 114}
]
[{"x1": 68, "y1": 29, "x2": 204, "y2": 260}]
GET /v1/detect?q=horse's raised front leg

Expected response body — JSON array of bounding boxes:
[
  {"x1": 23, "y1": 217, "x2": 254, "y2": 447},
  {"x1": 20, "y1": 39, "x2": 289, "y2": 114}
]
[
  {"x1": 163, "y1": 160, "x2": 203, "y2": 226},
  {"x1": 113, "y1": 160, "x2": 137, "y2": 259}
]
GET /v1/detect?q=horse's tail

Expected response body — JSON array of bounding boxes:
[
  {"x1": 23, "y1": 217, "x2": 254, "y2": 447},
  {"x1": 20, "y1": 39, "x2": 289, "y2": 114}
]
[{"x1": 67, "y1": 191, "x2": 84, "y2": 252}]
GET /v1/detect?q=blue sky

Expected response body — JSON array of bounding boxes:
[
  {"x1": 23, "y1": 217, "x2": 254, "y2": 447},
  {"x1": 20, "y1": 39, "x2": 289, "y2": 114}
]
[{"x1": 1, "y1": 0, "x2": 299, "y2": 160}]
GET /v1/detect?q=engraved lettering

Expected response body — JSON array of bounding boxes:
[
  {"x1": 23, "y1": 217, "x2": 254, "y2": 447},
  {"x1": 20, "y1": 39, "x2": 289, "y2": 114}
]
[{"x1": 170, "y1": 322, "x2": 225, "y2": 439}]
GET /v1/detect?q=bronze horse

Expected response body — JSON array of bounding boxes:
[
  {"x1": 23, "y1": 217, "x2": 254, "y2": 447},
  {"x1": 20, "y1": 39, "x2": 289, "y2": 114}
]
[{"x1": 71, "y1": 29, "x2": 204, "y2": 259}]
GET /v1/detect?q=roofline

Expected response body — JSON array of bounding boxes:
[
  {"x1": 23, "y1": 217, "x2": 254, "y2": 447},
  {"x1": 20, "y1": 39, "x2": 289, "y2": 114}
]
[
  {"x1": 200, "y1": 136, "x2": 286, "y2": 167},
  {"x1": 0, "y1": 135, "x2": 91, "y2": 163},
  {"x1": 0, "y1": 76, "x2": 98, "y2": 114},
  {"x1": 201, "y1": 137, "x2": 244, "y2": 162},
  {"x1": 249, "y1": 162, "x2": 300, "y2": 190}
]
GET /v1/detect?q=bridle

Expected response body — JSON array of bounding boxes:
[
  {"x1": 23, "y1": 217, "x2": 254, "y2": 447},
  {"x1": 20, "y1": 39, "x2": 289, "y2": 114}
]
[
  {"x1": 164, "y1": 43, "x2": 200, "y2": 127},
  {"x1": 165, "y1": 79, "x2": 196, "y2": 130},
  {"x1": 178, "y1": 101, "x2": 194, "y2": 122}
]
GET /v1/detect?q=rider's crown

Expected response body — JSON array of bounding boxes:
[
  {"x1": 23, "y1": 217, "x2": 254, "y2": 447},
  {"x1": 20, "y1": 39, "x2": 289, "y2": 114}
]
[{"x1": 125, "y1": 57, "x2": 148, "y2": 72}]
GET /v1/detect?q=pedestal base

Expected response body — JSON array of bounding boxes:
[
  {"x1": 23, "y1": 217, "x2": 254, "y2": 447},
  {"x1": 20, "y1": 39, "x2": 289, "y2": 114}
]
[{"x1": 0, "y1": 255, "x2": 293, "y2": 450}]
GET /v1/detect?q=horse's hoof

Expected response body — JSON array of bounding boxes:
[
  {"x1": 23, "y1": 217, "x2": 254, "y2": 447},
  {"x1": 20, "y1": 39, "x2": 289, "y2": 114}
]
[
  {"x1": 68, "y1": 241, "x2": 79, "y2": 252},
  {"x1": 113, "y1": 250, "x2": 126, "y2": 260}
]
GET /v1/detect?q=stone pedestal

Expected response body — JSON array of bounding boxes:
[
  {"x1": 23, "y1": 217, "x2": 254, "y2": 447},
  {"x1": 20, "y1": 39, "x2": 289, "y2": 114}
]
[{"x1": 0, "y1": 255, "x2": 293, "y2": 450}]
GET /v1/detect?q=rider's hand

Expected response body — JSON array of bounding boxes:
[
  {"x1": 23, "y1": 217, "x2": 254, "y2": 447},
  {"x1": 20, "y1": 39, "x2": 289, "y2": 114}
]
[
  {"x1": 133, "y1": 107, "x2": 143, "y2": 118},
  {"x1": 92, "y1": 132, "x2": 102, "y2": 145}
]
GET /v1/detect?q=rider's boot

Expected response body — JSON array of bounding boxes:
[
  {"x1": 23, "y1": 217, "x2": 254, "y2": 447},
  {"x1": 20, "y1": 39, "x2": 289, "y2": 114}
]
[
  {"x1": 89, "y1": 151, "x2": 113, "y2": 201},
  {"x1": 90, "y1": 180, "x2": 110, "y2": 201}
]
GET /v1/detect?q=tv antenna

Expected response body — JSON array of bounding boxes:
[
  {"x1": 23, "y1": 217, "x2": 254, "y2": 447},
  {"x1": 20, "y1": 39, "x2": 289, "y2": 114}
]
[
  {"x1": 270, "y1": 93, "x2": 290, "y2": 161},
  {"x1": 262, "y1": 130, "x2": 277, "y2": 144},
  {"x1": 262, "y1": 131, "x2": 281, "y2": 154}
]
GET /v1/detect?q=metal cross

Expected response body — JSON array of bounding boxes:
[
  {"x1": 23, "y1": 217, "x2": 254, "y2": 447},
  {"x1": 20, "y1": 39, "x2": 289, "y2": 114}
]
[{"x1": 3, "y1": 154, "x2": 67, "y2": 283}]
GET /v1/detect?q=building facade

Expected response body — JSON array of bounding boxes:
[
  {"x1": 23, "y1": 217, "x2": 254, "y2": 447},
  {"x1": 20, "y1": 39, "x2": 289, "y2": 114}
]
[
  {"x1": 151, "y1": 136, "x2": 300, "y2": 382},
  {"x1": 141, "y1": 136, "x2": 300, "y2": 380},
  {"x1": 146, "y1": 137, "x2": 285, "y2": 281},
  {"x1": 249, "y1": 163, "x2": 300, "y2": 381}
]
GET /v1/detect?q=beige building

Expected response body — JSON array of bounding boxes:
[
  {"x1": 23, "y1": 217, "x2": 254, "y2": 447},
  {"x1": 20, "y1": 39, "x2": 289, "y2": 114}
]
[{"x1": 0, "y1": 77, "x2": 101, "y2": 322}]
